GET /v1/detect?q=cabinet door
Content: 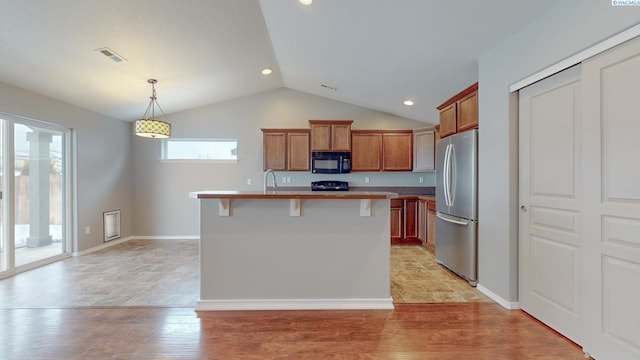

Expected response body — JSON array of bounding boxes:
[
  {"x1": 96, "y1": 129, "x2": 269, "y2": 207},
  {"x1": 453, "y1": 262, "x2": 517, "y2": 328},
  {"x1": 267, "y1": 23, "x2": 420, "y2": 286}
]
[
  {"x1": 427, "y1": 201, "x2": 436, "y2": 250},
  {"x1": 418, "y1": 199, "x2": 428, "y2": 245},
  {"x1": 287, "y1": 132, "x2": 310, "y2": 171},
  {"x1": 413, "y1": 130, "x2": 435, "y2": 171},
  {"x1": 331, "y1": 124, "x2": 351, "y2": 151},
  {"x1": 263, "y1": 132, "x2": 287, "y2": 171},
  {"x1": 351, "y1": 132, "x2": 382, "y2": 171},
  {"x1": 457, "y1": 90, "x2": 478, "y2": 132},
  {"x1": 382, "y1": 132, "x2": 413, "y2": 171},
  {"x1": 404, "y1": 198, "x2": 418, "y2": 240},
  {"x1": 310, "y1": 124, "x2": 332, "y2": 151},
  {"x1": 390, "y1": 199, "x2": 404, "y2": 241},
  {"x1": 439, "y1": 103, "x2": 457, "y2": 138}
]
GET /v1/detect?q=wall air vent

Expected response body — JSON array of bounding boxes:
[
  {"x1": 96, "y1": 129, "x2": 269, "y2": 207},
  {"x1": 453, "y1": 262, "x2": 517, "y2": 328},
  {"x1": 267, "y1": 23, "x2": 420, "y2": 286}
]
[{"x1": 95, "y1": 47, "x2": 127, "y2": 62}]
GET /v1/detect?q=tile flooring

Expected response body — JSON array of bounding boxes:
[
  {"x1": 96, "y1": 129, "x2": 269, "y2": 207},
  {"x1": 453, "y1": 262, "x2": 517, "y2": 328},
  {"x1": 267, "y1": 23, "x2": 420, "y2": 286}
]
[
  {"x1": 0, "y1": 239, "x2": 491, "y2": 308},
  {"x1": 391, "y1": 245, "x2": 492, "y2": 303},
  {"x1": 0, "y1": 239, "x2": 199, "y2": 308}
]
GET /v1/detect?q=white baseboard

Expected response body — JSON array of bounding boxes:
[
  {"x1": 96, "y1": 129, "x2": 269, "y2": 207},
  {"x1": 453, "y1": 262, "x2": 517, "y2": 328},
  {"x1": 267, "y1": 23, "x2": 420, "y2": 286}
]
[
  {"x1": 72, "y1": 236, "x2": 133, "y2": 256},
  {"x1": 195, "y1": 298, "x2": 395, "y2": 311},
  {"x1": 130, "y1": 235, "x2": 199, "y2": 240},
  {"x1": 477, "y1": 284, "x2": 520, "y2": 310}
]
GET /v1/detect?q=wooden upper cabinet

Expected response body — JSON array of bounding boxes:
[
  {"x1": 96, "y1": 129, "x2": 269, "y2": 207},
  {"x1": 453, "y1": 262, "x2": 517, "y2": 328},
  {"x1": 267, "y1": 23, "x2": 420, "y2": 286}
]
[
  {"x1": 261, "y1": 129, "x2": 309, "y2": 171},
  {"x1": 382, "y1": 131, "x2": 413, "y2": 171},
  {"x1": 352, "y1": 130, "x2": 412, "y2": 171},
  {"x1": 437, "y1": 82, "x2": 478, "y2": 138},
  {"x1": 457, "y1": 90, "x2": 478, "y2": 132},
  {"x1": 331, "y1": 123, "x2": 352, "y2": 151},
  {"x1": 287, "y1": 131, "x2": 310, "y2": 171},
  {"x1": 262, "y1": 130, "x2": 287, "y2": 171},
  {"x1": 439, "y1": 103, "x2": 457, "y2": 138},
  {"x1": 351, "y1": 131, "x2": 382, "y2": 171},
  {"x1": 309, "y1": 120, "x2": 353, "y2": 151}
]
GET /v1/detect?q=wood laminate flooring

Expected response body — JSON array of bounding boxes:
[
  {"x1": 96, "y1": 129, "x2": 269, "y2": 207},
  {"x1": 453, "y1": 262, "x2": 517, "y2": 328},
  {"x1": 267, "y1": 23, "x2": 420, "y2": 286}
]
[{"x1": 0, "y1": 304, "x2": 584, "y2": 359}]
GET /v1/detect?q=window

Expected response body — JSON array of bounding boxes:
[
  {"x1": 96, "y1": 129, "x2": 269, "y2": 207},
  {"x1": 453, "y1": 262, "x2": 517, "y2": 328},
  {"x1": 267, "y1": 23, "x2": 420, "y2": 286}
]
[{"x1": 162, "y1": 139, "x2": 238, "y2": 162}]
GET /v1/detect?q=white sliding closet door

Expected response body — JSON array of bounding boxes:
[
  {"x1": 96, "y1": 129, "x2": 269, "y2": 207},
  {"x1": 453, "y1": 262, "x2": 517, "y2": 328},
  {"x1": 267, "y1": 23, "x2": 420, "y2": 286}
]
[
  {"x1": 519, "y1": 65, "x2": 583, "y2": 345},
  {"x1": 581, "y1": 37, "x2": 640, "y2": 360}
]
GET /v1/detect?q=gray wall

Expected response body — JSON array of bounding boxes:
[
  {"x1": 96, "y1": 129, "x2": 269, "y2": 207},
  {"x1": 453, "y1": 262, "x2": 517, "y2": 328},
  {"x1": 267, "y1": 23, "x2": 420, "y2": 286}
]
[
  {"x1": 0, "y1": 82, "x2": 133, "y2": 252},
  {"x1": 132, "y1": 88, "x2": 431, "y2": 237},
  {"x1": 478, "y1": 0, "x2": 640, "y2": 301}
]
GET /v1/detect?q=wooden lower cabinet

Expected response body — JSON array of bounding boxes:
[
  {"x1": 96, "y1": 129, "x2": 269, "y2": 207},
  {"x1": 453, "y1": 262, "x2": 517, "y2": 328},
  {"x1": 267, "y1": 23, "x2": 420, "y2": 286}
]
[
  {"x1": 390, "y1": 197, "x2": 422, "y2": 245},
  {"x1": 390, "y1": 199, "x2": 404, "y2": 241},
  {"x1": 404, "y1": 198, "x2": 418, "y2": 241},
  {"x1": 418, "y1": 199, "x2": 428, "y2": 246},
  {"x1": 427, "y1": 200, "x2": 436, "y2": 249}
]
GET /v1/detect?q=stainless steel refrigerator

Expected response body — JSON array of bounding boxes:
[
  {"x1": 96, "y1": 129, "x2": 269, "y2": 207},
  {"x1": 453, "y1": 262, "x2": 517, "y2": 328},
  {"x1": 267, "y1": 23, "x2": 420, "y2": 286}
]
[{"x1": 435, "y1": 129, "x2": 478, "y2": 286}]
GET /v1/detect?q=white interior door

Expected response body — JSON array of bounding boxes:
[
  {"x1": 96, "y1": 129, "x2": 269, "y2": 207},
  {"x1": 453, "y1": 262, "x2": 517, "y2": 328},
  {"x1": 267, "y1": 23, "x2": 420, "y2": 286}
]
[
  {"x1": 519, "y1": 64, "x2": 582, "y2": 345},
  {"x1": 581, "y1": 37, "x2": 640, "y2": 360}
]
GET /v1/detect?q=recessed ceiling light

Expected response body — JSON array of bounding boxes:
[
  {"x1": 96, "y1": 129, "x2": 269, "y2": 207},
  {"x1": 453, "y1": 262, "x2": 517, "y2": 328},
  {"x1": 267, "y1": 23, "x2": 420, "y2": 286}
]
[
  {"x1": 299, "y1": 0, "x2": 313, "y2": 5},
  {"x1": 404, "y1": 100, "x2": 414, "y2": 106},
  {"x1": 262, "y1": 68, "x2": 273, "y2": 75}
]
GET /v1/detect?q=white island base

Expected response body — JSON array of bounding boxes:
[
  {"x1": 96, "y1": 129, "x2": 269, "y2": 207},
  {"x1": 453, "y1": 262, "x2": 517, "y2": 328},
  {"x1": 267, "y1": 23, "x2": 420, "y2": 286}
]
[{"x1": 190, "y1": 191, "x2": 396, "y2": 311}]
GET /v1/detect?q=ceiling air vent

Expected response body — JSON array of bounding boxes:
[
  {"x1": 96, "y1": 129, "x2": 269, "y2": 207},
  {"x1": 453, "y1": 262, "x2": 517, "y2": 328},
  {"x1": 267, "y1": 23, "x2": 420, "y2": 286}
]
[
  {"x1": 321, "y1": 83, "x2": 338, "y2": 91},
  {"x1": 95, "y1": 47, "x2": 127, "y2": 62}
]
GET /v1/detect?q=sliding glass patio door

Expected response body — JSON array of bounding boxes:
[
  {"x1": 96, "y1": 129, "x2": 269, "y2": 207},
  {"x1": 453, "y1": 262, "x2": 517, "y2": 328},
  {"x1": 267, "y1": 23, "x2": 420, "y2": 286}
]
[{"x1": 0, "y1": 115, "x2": 70, "y2": 276}]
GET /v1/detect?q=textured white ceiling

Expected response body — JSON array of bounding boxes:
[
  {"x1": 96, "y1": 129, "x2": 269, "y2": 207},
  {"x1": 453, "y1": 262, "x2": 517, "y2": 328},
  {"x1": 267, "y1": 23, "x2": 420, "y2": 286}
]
[{"x1": 0, "y1": 0, "x2": 558, "y2": 123}]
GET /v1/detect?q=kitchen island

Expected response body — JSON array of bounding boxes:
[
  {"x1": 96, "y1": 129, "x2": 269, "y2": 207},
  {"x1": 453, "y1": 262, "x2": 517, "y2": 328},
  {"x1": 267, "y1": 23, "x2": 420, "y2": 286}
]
[{"x1": 189, "y1": 190, "x2": 397, "y2": 311}]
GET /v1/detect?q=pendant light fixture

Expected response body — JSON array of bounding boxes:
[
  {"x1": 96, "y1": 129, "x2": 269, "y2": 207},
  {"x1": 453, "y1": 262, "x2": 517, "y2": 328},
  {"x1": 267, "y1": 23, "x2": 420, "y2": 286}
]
[{"x1": 134, "y1": 79, "x2": 171, "y2": 139}]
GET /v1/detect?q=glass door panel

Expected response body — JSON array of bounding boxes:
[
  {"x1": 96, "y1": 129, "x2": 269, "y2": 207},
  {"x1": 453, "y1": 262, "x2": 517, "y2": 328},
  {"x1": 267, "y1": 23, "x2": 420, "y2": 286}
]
[
  {"x1": 0, "y1": 119, "x2": 5, "y2": 272},
  {"x1": 14, "y1": 123, "x2": 66, "y2": 267}
]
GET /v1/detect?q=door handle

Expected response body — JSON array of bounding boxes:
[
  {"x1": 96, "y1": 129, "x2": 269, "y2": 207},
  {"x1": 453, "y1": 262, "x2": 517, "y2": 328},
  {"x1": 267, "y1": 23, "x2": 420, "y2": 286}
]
[
  {"x1": 520, "y1": 205, "x2": 528, "y2": 213},
  {"x1": 437, "y1": 212, "x2": 469, "y2": 226}
]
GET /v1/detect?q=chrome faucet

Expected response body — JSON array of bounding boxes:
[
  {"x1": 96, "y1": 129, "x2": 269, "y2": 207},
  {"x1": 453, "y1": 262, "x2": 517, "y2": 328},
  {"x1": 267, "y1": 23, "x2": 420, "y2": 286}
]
[{"x1": 264, "y1": 168, "x2": 278, "y2": 192}]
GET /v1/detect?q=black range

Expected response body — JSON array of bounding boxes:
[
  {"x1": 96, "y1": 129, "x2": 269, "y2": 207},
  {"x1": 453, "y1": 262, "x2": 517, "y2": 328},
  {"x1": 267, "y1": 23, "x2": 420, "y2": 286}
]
[{"x1": 311, "y1": 180, "x2": 349, "y2": 191}]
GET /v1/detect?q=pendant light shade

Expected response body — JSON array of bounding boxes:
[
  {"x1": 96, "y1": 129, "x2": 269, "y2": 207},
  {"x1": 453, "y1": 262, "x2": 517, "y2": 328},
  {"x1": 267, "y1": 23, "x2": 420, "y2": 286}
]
[{"x1": 134, "y1": 79, "x2": 171, "y2": 139}]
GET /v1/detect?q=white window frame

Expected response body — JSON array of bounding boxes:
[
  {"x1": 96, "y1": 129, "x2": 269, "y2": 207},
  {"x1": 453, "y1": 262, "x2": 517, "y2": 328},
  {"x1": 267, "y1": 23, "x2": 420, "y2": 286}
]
[{"x1": 160, "y1": 138, "x2": 238, "y2": 163}]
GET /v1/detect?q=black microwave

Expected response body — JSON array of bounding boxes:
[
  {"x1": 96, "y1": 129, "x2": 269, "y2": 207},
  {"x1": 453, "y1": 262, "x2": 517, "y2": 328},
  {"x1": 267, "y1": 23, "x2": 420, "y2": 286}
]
[{"x1": 311, "y1": 151, "x2": 351, "y2": 174}]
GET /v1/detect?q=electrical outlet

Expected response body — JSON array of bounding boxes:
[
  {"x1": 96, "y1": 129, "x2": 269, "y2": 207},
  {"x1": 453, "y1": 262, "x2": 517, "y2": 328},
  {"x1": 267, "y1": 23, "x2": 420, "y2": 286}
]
[
  {"x1": 286, "y1": 176, "x2": 291, "y2": 183},
  {"x1": 247, "y1": 178, "x2": 252, "y2": 185},
  {"x1": 282, "y1": 176, "x2": 287, "y2": 184},
  {"x1": 365, "y1": 176, "x2": 370, "y2": 184},
  {"x1": 85, "y1": 226, "x2": 91, "y2": 235},
  {"x1": 419, "y1": 176, "x2": 424, "y2": 183}
]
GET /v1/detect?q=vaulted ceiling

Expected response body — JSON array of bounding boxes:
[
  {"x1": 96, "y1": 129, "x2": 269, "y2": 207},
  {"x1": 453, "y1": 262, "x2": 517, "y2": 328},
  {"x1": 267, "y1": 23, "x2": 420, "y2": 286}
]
[{"x1": 0, "y1": 0, "x2": 558, "y2": 124}]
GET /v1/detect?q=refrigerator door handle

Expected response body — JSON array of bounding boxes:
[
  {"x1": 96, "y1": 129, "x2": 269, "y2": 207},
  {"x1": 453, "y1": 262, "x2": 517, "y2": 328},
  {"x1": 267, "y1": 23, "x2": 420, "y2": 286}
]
[
  {"x1": 436, "y1": 212, "x2": 469, "y2": 226},
  {"x1": 443, "y1": 144, "x2": 452, "y2": 206},
  {"x1": 449, "y1": 144, "x2": 456, "y2": 205}
]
